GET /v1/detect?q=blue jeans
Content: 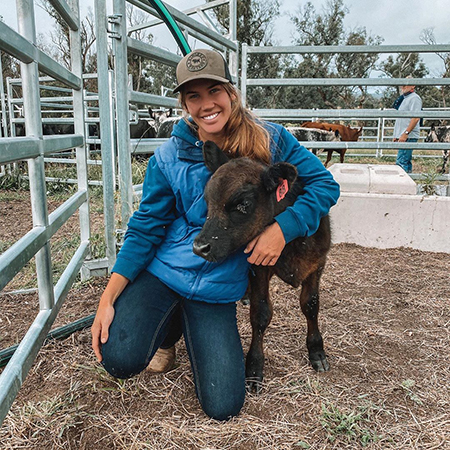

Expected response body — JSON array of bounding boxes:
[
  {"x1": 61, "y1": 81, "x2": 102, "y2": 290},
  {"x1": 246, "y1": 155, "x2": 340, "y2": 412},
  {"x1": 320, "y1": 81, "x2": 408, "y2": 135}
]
[
  {"x1": 396, "y1": 138, "x2": 418, "y2": 173},
  {"x1": 101, "y1": 270, "x2": 246, "y2": 421}
]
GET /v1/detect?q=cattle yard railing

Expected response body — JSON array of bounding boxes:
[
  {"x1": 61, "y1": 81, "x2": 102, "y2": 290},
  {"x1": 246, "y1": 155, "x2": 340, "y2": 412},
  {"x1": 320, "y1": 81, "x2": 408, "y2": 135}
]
[
  {"x1": 6, "y1": 74, "x2": 104, "y2": 184},
  {"x1": 241, "y1": 44, "x2": 450, "y2": 165},
  {"x1": 0, "y1": 0, "x2": 92, "y2": 425}
]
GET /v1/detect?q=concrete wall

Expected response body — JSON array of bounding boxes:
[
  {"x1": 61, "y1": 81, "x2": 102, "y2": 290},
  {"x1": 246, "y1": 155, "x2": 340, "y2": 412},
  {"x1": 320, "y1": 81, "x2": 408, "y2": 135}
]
[
  {"x1": 328, "y1": 164, "x2": 450, "y2": 253},
  {"x1": 330, "y1": 192, "x2": 450, "y2": 253}
]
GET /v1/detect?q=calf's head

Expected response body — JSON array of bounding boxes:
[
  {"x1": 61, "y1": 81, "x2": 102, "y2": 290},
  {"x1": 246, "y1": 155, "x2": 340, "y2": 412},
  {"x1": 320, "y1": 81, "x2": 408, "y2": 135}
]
[
  {"x1": 425, "y1": 123, "x2": 438, "y2": 143},
  {"x1": 193, "y1": 141, "x2": 298, "y2": 262}
]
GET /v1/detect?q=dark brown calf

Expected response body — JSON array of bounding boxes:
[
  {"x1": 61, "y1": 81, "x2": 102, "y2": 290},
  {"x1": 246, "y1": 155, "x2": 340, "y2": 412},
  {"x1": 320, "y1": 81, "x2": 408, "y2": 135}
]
[
  {"x1": 193, "y1": 141, "x2": 331, "y2": 392},
  {"x1": 301, "y1": 121, "x2": 363, "y2": 167}
]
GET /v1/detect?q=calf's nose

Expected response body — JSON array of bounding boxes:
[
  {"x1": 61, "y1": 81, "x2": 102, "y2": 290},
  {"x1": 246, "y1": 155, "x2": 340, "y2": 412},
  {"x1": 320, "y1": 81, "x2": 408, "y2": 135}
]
[{"x1": 193, "y1": 241, "x2": 211, "y2": 258}]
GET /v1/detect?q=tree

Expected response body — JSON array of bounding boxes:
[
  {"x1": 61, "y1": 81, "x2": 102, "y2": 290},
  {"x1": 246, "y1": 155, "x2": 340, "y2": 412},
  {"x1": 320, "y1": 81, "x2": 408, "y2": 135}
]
[
  {"x1": 285, "y1": 0, "x2": 383, "y2": 110},
  {"x1": 127, "y1": 5, "x2": 176, "y2": 97},
  {"x1": 419, "y1": 27, "x2": 450, "y2": 109},
  {"x1": 37, "y1": 1, "x2": 97, "y2": 74},
  {"x1": 379, "y1": 53, "x2": 429, "y2": 108},
  {"x1": 208, "y1": 0, "x2": 285, "y2": 108}
]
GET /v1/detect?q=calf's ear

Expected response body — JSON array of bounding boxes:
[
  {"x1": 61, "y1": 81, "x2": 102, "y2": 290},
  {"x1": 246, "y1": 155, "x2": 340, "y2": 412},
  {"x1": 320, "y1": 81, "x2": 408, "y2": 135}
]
[
  {"x1": 261, "y1": 162, "x2": 298, "y2": 192},
  {"x1": 203, "y1": 141, "x2": 230, "y2": 173}
]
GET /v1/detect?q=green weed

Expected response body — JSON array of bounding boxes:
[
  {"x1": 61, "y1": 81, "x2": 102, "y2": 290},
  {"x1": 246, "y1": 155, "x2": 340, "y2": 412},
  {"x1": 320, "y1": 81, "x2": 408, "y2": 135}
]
[
  {"x1": 320, "y1": 402, "x2": 381, "y2": 446},
  {"x1": 400, "y1": 379, "x2": 423, "y2": 405}
]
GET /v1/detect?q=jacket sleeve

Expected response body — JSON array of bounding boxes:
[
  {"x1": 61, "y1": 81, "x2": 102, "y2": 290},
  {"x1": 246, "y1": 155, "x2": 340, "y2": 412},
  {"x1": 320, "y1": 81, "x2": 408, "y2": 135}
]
[
  {"x1": 112, "y1": 156, "x2": 177, "y2": 281},
  {"x1": 273, "y1": 126, "x2": 340, "y2": 243}
]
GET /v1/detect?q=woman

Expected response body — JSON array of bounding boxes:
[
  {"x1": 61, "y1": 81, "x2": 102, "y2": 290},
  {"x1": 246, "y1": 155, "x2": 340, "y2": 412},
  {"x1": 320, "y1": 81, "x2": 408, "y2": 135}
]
[{"x1": 91, "y1": 49, "x2": 340, "y2": 420}]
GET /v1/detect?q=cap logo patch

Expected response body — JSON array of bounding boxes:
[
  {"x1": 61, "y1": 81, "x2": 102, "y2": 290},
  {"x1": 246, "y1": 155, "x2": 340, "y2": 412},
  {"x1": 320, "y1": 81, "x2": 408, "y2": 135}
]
[{"x1": 186, "y1": 52, "x2": 208, "y2": 72}]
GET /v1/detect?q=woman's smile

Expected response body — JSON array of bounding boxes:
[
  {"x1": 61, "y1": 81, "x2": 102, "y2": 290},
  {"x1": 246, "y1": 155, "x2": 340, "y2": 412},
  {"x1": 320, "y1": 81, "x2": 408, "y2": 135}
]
[{"x1": 202, "y1": 112, "x2": 220, "y2": 121}]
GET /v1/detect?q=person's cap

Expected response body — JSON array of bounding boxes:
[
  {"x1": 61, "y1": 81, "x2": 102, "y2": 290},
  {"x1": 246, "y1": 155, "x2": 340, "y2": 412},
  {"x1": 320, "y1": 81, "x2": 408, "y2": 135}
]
[{"x1": 173, "y1": 49, "x2": 233, "y2": 94}]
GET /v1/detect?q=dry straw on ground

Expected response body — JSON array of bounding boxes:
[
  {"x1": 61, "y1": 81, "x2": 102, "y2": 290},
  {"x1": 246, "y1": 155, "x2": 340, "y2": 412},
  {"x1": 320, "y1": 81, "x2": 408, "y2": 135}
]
[{"x1": 1, "y1": 243, "x2": 449, "y2": 449}]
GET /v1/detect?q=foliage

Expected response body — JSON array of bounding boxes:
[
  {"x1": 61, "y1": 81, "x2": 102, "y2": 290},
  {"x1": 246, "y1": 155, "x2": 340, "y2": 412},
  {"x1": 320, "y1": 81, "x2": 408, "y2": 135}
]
[
  {"x1": 320, "y1": 402, "x2": 380, "y2": 446},
  {"x1": 419, "y1": 28, "x2": 450, "y2": 108},
  {"x1": 126, "y1": 6, "x2": 177, "y2": 98},
  {"x1": 36, "y1": 1, "x2": 97, "y2": 75},
  {"x1": 208, "y1": 0, "x2": 287, "y2": 108},
  {"x1": 418, "y1": 170, "x2": 438, "y2": 196},
  {"x1": 282, "y1": 0, "x2": 383, "y2": 110},
  {"x1": 379, "y1": 52, "x2": 429, "y2": 108}
]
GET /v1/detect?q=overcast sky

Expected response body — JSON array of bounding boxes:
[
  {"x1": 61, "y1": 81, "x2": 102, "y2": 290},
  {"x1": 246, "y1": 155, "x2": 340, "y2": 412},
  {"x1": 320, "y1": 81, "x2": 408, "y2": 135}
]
[{"x1": 1, "y1": 0, "x2": 449, "y2": 74}]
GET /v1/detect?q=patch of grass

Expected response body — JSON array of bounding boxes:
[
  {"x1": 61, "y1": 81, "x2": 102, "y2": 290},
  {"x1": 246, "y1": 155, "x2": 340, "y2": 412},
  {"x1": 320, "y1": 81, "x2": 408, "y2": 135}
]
[
  {"x1": 418, "y1": 170, "x2": 439, "y2": 196},
  {"x1": 400, "y1": 379, "x2": 423, "y2": 405},
  {"x1": 320, "y1": 402, "x2": 381, "y2": 446},
  {"x1": 90, "y1": 232, "x2": 107, "y2": 259},
  {"x1": 0, "y1": 168, "x2": 29, "y2": 191}
]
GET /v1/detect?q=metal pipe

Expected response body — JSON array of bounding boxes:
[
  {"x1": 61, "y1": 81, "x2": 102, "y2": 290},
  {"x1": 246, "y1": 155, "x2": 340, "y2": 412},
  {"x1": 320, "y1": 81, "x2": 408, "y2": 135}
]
[
  {"x1": 69, "y1": 0, "x2": 91, "y2": 281},
  {"x1": 246, "y1": 77, "x2": 450, "y2": 87},
  {"x1": 112, "y1": 0, "x2": 133, "y2": 229},
  {"x1": 95, "y1": 0, "x2": 117, "y2": 272},
  {"x1": 17, "y1": 0, "x2": 55, "y2": 311},
  {"x1": 245, "y1": 44, "x2": 450, "y2": 54}
]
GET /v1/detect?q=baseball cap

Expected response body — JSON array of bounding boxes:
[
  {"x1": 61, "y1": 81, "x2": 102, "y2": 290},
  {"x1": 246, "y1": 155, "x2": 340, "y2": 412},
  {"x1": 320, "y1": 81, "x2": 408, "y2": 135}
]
[{"x1": 173, "y1": 49, "x2": 233, "y2": 94}]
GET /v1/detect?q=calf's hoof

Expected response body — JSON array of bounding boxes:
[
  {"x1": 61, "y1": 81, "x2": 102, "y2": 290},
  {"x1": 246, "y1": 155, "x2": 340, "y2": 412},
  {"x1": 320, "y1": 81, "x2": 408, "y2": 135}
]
[
  {"x1": 246, "y1": 375, "x2": 263, "y2": 394},
  {"x1": 310, "y1": 351, "x2": 330, "y2": 372}
]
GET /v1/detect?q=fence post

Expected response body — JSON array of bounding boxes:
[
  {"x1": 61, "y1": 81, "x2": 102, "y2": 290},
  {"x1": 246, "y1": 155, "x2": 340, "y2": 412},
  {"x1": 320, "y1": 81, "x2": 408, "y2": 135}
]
[
  {"x1": 112, "y1": 0, "x2": 133, "y2": 230},
  {"x1": 17, "y1": 0, "x2": 55, "y2": 310},
  {"x1": 69, "y1": 0, "x2": 91, "y2": 281},
  {"x1": 95, "y1": 0, "x2": 117, "y2": 272},
  {"x1": 241, "y1": 43, "x2": 247, "y2": 107}
]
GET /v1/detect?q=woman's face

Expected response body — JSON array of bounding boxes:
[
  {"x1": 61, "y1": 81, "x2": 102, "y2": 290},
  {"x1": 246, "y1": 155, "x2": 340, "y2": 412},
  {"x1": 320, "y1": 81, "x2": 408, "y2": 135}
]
[{"x1": 182, "y1": 79, "x2": 233, "y2": 145}]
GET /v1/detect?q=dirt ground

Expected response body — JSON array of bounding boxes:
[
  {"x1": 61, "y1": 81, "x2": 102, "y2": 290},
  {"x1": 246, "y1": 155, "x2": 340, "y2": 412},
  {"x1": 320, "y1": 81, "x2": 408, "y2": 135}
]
[{"x1": 1, "y1": 238, "x2": 449, "y2": 449}]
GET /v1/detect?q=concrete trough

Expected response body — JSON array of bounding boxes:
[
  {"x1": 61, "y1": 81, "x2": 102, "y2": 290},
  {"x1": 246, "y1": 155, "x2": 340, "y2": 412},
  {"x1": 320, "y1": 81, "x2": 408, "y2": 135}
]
[{"x1": 328, "y1": 164, "x2": 450, "y2": 253}]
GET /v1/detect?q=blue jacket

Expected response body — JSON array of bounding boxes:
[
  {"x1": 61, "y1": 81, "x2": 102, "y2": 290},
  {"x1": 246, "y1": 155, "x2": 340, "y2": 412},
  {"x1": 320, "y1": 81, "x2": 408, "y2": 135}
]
[{"x1": 112, "y1": 119, "x2": 340, "y2": 303}]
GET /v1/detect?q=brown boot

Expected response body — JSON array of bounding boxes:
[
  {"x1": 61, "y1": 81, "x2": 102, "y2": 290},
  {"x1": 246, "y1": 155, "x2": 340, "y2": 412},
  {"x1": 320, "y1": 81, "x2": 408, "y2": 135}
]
[{"x1": 146, "y1": 346, "x2": 176, "y2": 373}]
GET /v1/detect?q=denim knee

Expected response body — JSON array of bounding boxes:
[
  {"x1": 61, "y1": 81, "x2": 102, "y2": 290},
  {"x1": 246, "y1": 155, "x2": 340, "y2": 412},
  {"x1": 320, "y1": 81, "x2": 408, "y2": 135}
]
[
  {"x1": 101, "y1": 343, "x2": 147, "y2": 379},
  {"x1": 200, "y1": 388, "x2": 245, "y2": 421}
]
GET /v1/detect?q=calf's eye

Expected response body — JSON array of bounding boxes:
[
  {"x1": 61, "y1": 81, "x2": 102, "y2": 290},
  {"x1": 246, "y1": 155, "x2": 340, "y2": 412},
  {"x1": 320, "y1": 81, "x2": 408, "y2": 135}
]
[{"x1": 236, "y1": 200, "x2": 251, "y2": 214}]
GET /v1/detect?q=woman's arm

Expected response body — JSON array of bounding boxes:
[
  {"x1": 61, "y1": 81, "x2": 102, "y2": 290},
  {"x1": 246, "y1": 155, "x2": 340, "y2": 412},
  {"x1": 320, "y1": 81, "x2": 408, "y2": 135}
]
[
  {"x1": 273, "y1": 126, "x2": 340, "y2": 243},
  {"x1": 112, "y1": 156, "x2": 177, "y2": 281}
]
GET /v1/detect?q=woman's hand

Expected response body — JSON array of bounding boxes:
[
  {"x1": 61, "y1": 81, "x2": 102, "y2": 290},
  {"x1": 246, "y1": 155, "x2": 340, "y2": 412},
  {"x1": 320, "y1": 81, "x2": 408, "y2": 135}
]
[
  {"x1": 91, "y1": 273, "x2": 129, "y2": 362},
  {"x1": 91, "y1": 301, "x2": 115, "y2": 362},
  {"x1": 244, "y1": 222, "x2": 286, "y2": 266}
]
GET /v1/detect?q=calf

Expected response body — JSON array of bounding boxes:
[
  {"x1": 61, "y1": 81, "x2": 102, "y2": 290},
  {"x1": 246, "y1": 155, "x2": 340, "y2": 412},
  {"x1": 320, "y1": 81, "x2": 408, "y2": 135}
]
[
  {"x1": 150, "y1": 108, "x2": 182, "y2": 138},
  {"x1": 301, "y1": 121, "x2": 363, "y2": 167},
  {"x1": 287, "y1": 126, "x2": 340, "y2": 159},
  {"x1": 425, "y1": 123, "x2": 450, "y2": 173},
  {"x1": 193, "y1": 141, "x2": 331, "y2": 392}
]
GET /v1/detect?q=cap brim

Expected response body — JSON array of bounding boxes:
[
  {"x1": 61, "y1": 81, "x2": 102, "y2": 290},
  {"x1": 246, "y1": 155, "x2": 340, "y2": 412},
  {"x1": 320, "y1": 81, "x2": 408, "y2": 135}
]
[{"x1": 173, "y1": 75, "x2": 232, "y2": 94}]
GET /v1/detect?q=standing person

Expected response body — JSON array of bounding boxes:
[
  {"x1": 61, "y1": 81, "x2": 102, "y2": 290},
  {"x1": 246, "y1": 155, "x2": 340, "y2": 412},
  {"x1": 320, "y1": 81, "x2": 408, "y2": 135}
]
[
  {"x1": 91, "y1": 49, "x2": 340, "y2": 421},
  {"x1": 393, "y1": 78, "x2": 422, "y2": 173}
]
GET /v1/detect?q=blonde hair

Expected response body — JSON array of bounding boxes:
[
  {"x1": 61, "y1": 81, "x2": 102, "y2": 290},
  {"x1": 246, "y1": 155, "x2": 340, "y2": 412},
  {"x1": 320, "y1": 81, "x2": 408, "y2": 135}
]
[{"x1": 179, "y1": 83, "x2": 272, "y2": 164}]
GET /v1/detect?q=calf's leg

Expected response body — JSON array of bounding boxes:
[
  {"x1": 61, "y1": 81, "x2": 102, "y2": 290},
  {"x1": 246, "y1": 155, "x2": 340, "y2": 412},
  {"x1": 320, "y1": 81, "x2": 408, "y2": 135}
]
[
  {"x1": 300, "y1": 268, "x2": 329, "y2": 372},
  {"x1": 324, "y1": 150, "x2": 333, "y2": 167},
  {"x1": 245, "y1": 267, "x2": 273, "y2": 393}
]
